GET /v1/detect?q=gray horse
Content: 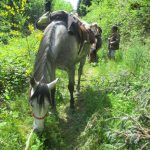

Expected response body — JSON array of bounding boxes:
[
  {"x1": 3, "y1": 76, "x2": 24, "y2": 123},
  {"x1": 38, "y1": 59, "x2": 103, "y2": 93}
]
[
  {"x1": 29, "y1": 19, "x2": 92, "y2": 131},
  {"x1": 36, "y1": 11, "x2": 102, "y2": 63}
]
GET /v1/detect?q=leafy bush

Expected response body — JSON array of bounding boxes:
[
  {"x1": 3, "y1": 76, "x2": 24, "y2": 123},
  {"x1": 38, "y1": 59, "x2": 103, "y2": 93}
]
[
  {"x1": 0, "y1": 0, "x2": 30, "y2": 33},
  {"x1": 81, "y1": 0, "x2": 150, "y2": 40},
  {"x1": 75, "y1": 64, "x2": 149, "y2": 150},
  {"x1": 124, "y1": 39, "x2": 149, "y2": 74},
  {"x1": 52, "y1": 0, "x2": 73, "y2": 12},
  {"x1": 0, "y1": 30, "x2": 42, "y2": 100}
]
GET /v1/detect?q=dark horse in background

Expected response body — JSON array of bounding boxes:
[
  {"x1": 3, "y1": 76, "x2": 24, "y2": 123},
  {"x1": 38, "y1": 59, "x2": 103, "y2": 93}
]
[
  {"x1": 89, "y1": 23, "x2": 102, "y2": 63},
  {"x1": 29, "y1": 11, "x2": 99, "y2": 132}
]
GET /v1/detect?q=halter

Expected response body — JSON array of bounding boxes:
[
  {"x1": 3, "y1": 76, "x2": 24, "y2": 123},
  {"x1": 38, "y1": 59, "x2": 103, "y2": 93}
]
[{"x1": 32, "y1": 112, "x2": 47, "y2": 120}]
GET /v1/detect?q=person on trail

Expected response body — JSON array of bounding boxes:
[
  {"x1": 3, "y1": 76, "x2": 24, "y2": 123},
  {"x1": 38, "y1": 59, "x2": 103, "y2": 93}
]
[{"x1": 108, "y1": 26, "x2": 120, "y2": 59}]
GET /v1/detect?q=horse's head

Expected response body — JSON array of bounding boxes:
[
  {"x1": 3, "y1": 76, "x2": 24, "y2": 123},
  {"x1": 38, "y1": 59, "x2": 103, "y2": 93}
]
[
  {"x1": 90, "y1": 23, "x2": 102, "y2": 37},
  {"x1": 89, "y1": 23, "x2": 102, "y2": 63},
  {"x1": 36, "y1": 11, "x2": 51, "y2": 30},
  {"x1": 29, "y1": 78, "x2": 58, "y2": 132}
]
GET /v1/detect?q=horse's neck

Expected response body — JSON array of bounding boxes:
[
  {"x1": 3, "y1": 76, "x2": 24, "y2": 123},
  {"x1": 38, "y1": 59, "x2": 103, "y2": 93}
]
[
  {"x1": 33, "y1": 53, "x2": 50, "y2": 83},
  {"x1": 34, "y1": 25, "x2": 56, "y2": 83},
  {"x1": 35, "y1": 22, "x2": 65, "y2": 82}
]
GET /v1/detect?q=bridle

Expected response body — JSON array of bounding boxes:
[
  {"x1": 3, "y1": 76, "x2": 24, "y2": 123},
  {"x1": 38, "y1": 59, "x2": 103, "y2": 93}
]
[{"x1": 32, "y1": 112, "x2": 48, "y2": 120}]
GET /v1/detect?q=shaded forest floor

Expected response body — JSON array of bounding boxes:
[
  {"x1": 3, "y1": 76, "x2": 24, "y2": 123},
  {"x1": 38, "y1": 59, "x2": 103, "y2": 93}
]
[{"x1": 37, "y1": 58, "x2": 149, "y2": 150}]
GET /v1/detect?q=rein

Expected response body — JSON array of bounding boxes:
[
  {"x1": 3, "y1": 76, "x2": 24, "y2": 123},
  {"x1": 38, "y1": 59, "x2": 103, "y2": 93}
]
[{"x1": 32, "y1": 112, "x2": 47, "y2": 120}]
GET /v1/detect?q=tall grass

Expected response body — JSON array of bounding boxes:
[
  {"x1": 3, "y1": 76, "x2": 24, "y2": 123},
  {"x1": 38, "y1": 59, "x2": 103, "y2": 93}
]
[
  {"x1": 0, "y1": 32, "x2": 149, "y2": 149},
  {"x1": 124, "y1": 39, "x2": 149, "y2": 74}
]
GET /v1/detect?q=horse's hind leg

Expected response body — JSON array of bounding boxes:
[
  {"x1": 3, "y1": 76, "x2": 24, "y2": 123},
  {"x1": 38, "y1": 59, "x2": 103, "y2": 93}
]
[
  {"x1": 76, "y1": 57, "x2": 86, "y2": 93},
  {"x1": 68, "y1": 67, "x2": 75, "y2": 109}
]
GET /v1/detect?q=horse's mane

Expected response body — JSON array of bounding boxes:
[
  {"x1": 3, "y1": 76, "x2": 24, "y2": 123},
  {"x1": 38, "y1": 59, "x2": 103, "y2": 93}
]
[
  {"x1": 33, "y1": 21, "x2": 68, "y2": 83},
  {"x1": 30, "y1": 83, "x2": 51, "y2": 107},
  {"x1": 33, "y1": 22, "x2": 57, "y2": 83}
]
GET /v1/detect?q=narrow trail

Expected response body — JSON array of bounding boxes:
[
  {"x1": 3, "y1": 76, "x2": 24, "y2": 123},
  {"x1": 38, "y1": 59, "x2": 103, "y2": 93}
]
[
  {"x1": 42, "y1": 62, "x2": 113, "y2": 149},
  {"x1": 58, "y1": 94, "x2": 87, "y2": 149},
  {"x1": 55, "y1": 64, "x2": 102, "y2": 149}
]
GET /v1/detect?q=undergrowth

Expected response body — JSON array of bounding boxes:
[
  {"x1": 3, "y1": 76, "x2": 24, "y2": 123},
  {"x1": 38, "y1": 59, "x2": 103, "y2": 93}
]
[{"x1": 0, "y1": 34, "x2": 149, "y2": 150}]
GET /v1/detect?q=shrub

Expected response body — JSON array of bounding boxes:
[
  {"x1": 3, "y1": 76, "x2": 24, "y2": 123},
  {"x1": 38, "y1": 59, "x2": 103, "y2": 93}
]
[
  {"x1": 0, "y1": 30, "x2": 42, "y2": 100},
  {"x1": 124, "y1": 39, "x2": 149, "y2": 74},
  {"x1": 52, "y1": 0, "x2": 73, "y2": 12}
]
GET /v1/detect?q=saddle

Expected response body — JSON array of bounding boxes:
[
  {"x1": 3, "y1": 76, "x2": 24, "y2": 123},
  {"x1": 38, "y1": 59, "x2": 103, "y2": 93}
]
[
  {"x1": 49, "y1": 11, "x2": 95, "y2": 53},
  {"x1": 78, "y1": 24, "x2": 95, "y2": 53},
  {"x1": 79, "y1": 24, "x2": 95, "y2": 44}
]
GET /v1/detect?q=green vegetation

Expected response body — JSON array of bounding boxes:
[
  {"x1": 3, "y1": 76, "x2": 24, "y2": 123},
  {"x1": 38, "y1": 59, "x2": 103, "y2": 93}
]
[{"x1": 0, "y1": 0, "x2": 150, "y2": 150}]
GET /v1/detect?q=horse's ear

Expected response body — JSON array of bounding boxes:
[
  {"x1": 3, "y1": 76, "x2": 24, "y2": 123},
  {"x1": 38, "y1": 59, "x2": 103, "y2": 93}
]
[
  {"x1": 47, "y1": 78, "x2": 59, "y2": 90},
  {"x1": 45, "y1": 11, "x2": 50, "y2": 16},
  {"x1": 30, "y1": 77, "x2": 37, "y2": 87}
]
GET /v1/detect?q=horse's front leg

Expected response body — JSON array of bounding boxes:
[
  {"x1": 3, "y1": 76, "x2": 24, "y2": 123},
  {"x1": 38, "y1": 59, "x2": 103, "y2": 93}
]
[
  {"x1": 68, "y1": 67, "x2": 75, "y2": 109},
  {"x1": 76, "y1": 57, "x2": 86, "y2": 93}
]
